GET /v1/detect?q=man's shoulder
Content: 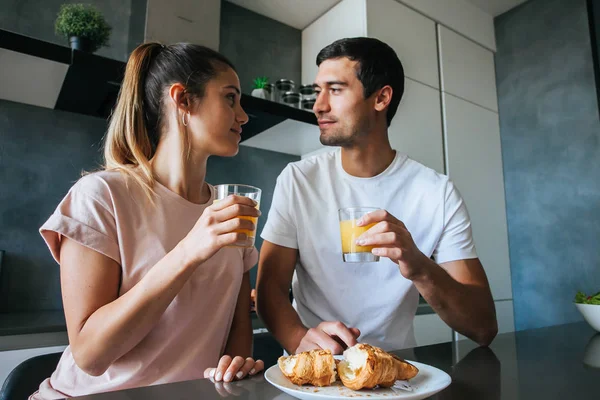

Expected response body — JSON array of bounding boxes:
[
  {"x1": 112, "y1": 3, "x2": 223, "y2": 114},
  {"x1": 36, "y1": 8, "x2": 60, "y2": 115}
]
[
  {"x1": 283, "y1": 149, "x2": 337, "y2": 179},
  {"x1": 398, "y1": 156, "x2": 449, "y2": 188}
]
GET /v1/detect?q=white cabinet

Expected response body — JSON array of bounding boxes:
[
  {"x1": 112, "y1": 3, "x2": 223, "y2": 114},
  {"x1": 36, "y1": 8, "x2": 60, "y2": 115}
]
[
  {"x1": 366, "y1": 0, "x2": 439, "y2": 89},
  {"x1": 398, "y1": 0, "x2": 496, "y2": 51},
  {"x1": 301, "y1": 0, "x2": 367, "y2": 85},
  {"x1": 413, "y1": 313, "x2": 453, "y2": 346},
  {"x1": 443, "y1": 93, "x2": 512, "y2": 301},
  {"x1": 145, "y1": 0, "x2": 220, "y2": 50},
  {"x1": 389, "y1": 79, "x2": 444, "y2": 173},
  {"x1": 495, "y1": 300, "x2": 516, "y2": 334},
  {"x1": 438, "y1": 25, "x2": 498, "y2": 111}
]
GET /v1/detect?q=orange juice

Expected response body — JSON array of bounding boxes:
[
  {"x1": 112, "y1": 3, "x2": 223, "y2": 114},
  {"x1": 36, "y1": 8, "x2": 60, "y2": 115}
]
[
  {"x1": 213, "y1": 200, "x2": 259, "y2": 241},
  {"x1": 339, "y1": 219, "x2": 377, "y2": 254}
]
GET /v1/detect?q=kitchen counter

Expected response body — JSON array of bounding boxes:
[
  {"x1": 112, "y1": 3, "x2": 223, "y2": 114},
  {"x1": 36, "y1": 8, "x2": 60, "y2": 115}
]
[{"x1": 73, "y1": 321, "x2": 600, "y2": 399}]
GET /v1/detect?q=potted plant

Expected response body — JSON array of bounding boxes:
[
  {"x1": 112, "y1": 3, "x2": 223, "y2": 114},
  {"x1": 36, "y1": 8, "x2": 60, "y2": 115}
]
[
  {"x1": 251, "y1": 76, "x2": 270, "y2": 99},
  {"x1": 55, "y1": 3, "x2": 111, "y2": 53}
]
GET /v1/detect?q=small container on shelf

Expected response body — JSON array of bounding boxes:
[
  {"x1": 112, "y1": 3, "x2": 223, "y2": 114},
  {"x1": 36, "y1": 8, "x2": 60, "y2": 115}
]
[
  {"x1": 264, "y1": 83, "x2": 276, "y2": 102},
  {"x1": 299, "y1": 84, "x2": 316, "y2": 101},
  {"x1": 282, "y1": 91, "x2": 301, "y2": 108},
  {"x1": 275, "y1": 79, "x2": 295, "y2": 103},
  {"x1": 301, "y1": 98, "x2": 316, "y2": 111}
]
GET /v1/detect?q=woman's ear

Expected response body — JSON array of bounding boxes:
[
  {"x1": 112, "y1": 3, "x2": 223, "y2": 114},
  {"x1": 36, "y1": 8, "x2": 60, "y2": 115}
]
[
  {"x1": 168, "y1": 83, "x2": 192, "y2": 113},
  {"x1": 374, "y1": 85, "x2": 393, "y2": 112}
]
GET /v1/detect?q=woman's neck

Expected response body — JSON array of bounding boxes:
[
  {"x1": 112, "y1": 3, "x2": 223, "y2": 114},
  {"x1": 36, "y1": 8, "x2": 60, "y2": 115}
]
[{"x1": 150, "y1": 134, "x2": 211, "y2": 204}]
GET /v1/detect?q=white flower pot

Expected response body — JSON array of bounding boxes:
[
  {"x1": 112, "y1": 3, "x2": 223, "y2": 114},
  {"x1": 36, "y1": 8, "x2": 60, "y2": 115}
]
[{"x1": 251, "y1": 88, "x2": 268, "y2": 99}]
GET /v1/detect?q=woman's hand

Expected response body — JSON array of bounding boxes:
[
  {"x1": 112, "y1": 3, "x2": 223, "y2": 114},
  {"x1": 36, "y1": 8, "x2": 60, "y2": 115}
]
[
  {"x1": 179, "y1": 195, "x2": 260, "y2": 266},
  {"x1": 204, "y1": 355, "x2": 265, "y2": 382}
]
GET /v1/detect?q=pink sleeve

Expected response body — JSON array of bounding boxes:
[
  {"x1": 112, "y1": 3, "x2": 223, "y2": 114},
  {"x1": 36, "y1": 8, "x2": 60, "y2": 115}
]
[
  {"x1": 243, "y1": 247, "x2": 258, "y2": 272},
  {"x1": 39, "y1": 177, "x2": 121, "y2": 265}
]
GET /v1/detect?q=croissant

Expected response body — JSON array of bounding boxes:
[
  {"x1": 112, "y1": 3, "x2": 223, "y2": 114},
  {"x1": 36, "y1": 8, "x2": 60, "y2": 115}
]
[
  {"x1": 277, "y1": 349, "x2": 337, "y2": 387},
  {"x1": 337, "y1": 343, "x2": 419, "y2": 390}
]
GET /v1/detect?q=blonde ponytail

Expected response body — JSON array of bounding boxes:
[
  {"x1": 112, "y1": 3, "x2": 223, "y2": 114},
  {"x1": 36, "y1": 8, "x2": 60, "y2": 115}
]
[{"x1": 103, "y1": 42, "x2": 163, "y2": 200}]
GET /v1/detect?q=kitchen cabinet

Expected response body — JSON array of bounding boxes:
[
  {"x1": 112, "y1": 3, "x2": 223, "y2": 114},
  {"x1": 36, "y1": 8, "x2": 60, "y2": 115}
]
[
  {"x1": 398, "y1": 0, "x2": 496, "y2": 51},
  {"x1": 301, "y1": 0, "x2": 367, "y2": 85},
  {"x1": 389, "y1": 79, "x2": 444, "y2": 173},
  {"x1": 413, "y1": 313, "x2": 453, "y2": 346},
  {"x1": 366, "y1": 0, "x2": 439, "y2": 89},
  {"x1": 438, "y1": 25, "x2": 499, "y2": 112},
  {"x1": 443, "y1": 93, "x2": 512, "y2": 301}
]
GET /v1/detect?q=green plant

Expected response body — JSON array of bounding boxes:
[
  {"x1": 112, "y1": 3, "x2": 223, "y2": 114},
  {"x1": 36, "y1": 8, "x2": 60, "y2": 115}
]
[
  {"x1": 252, "y1": 76, "x2": 269, "y2": 89},
  {"x1": 575, "y1": 290, "x2": 600, "y2": 305},
  {"x1": 55, "y1": 3, "x2": 111, "y2": 52}
]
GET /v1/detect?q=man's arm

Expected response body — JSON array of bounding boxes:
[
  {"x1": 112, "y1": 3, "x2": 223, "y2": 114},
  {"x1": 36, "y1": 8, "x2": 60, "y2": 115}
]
[
  {"x1": 412, "y1": 257, "x2": 497, "y2": 346},
  {"x1": 256, "y1": 241, "x2": 360, "y2": 354},
  {"x1": 357, "y1": 211, "x2": 497, "y2": 347},
  {"x1": 256, "y1": 241, "x2": 305, "y2": 354}
]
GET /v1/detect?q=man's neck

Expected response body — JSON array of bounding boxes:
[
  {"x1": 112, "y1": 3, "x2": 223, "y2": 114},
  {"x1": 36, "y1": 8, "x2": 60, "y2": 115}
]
[{"x1": 340, "y1": 141, "x2": 396, "y2": 178}]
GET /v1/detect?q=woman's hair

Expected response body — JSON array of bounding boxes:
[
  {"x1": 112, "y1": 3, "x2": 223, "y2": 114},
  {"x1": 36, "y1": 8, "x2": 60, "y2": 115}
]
[{"x1": 102, "y1": 42, "x2": 235, "y2": 198}]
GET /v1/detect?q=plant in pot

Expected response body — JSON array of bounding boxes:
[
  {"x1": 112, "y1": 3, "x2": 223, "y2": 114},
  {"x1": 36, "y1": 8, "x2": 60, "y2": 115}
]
[
  {"x1": 55, "y1": 3, "x2": 111, "y2": 53},
  {"x1": 251, "y1": 76, "x2": 270, "y2": 99}
]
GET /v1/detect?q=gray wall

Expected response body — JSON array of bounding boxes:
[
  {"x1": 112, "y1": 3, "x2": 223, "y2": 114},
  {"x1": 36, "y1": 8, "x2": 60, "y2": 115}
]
[
  {"x1": 219, "y1": 1, "x2": 302, "y2": 94},
  {"x1": 0, "y1": 99, "x2": 297, "y2": 312},
  {"x1": 0, "y1": 0, "x2": 142, "y2": 61},
  {"x1": 0, "y1": 100, "x2": 106, "y2": 312},
  {"x1": 495, "y1": 0, "x2": 600, "y2": 330}
]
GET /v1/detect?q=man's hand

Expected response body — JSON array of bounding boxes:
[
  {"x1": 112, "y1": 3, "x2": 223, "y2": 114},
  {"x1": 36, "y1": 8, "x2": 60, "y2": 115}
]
[
  {"x1": 295, "y1": 321, "x2": 360, "y2": 354},
  {"x1": 356, "y1": 210, "x2": 432, "y2": 280}
]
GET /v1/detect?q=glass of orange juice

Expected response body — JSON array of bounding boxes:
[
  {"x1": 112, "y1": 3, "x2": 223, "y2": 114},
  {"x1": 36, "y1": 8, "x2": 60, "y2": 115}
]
[
  {"x1": 338, "y1": 207, "x2": 380, "y2": 262},
  {"x1": 214, "y1": 184, "x2": 261, "y2": 248}
]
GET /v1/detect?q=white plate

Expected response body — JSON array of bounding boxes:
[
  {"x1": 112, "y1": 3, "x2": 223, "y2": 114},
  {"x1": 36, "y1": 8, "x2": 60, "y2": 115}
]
[{"x1": 265, "y1": 358, "x2": 451, "y2": 400}]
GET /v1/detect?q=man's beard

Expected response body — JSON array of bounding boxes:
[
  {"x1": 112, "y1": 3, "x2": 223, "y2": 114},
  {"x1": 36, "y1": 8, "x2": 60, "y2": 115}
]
[{"x1": 319, "y1": 121, "x2": 369, "y2": 147}]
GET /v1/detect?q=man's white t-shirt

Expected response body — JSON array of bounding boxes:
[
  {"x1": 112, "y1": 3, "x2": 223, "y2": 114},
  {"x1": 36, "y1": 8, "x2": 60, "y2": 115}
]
[{"x1": 261, "y1": 149, "x2": 477, "y2": 350}]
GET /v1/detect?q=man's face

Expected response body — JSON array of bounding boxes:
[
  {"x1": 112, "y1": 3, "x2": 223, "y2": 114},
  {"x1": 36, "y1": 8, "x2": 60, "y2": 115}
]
[{"x1": 313, "y1": 58, "x2": 374, "y2": 147}]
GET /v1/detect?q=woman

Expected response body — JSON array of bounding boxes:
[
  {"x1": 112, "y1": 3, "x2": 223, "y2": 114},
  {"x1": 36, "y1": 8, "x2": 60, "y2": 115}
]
[{"x1": 31, "y1": 42, "x2": 263, "y2": 399}]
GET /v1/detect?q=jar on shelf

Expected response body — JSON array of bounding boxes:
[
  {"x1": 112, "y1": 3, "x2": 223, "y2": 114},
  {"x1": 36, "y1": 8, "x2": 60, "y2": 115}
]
[
  {"x1": 301, "y1": 98, "x2": 316, "y2": 111},
  {"x1": 275, "y1": 79, "x2": 295, "y2": 103},
  {"x1": 282, "y1": 91, "x2": 301, "y2": 108},
  {"x1": 264, "y1": 83, "x2": 276, "y2": 102},
  {"x1": 299, "y1": 84, "x2": 316, "y2": 101}
]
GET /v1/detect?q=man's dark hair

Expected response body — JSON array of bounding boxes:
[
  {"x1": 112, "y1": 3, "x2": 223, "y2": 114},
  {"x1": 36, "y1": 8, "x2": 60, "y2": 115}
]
[{"x1": 316, "y1": 37, "x2": 405, "y2": 127}]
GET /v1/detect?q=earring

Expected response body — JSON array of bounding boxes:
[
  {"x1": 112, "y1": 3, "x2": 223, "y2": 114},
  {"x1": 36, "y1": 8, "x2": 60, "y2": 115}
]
[{"x1": 181, "y1": 111, "x2": 190, "y2": 127}]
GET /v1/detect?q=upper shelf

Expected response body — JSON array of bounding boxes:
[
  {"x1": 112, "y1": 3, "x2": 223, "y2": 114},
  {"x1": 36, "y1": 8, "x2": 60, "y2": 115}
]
[{"x1": 0, "y1": 29, "x2": 318, "y2": 145}]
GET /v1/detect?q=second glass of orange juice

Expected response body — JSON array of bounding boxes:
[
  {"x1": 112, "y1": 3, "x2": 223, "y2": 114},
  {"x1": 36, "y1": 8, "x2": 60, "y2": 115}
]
[
  {"x1": 214, "y1": 184, "x2": 261, "y2": 248},
  {"x1": 338, "y1": 207, "x2": 380, "y2": 262}
]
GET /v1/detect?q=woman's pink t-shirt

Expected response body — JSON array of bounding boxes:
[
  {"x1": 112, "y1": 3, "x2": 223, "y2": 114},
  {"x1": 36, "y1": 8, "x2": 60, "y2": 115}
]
[{"x1": 31, "y1": 171, "x2": 257, "y2": 399}]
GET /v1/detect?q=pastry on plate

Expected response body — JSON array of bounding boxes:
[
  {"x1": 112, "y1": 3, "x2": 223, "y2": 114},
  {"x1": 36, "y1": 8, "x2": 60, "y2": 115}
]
[
  {"x1": 337, "y1": 343, "x2": 419, "y2": 390},
  {"x1": 277, "y1": 349, "x2": 337, "y2": 387}
]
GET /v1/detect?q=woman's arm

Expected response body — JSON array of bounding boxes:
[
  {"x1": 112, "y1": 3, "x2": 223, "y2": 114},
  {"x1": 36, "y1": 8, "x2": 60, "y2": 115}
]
[
  {"x1": 62, "y1": 195, "x2": 259, "y2": 376},
  {"x1": 223, "y1": 272, "x2": 253, "y2": 358},
  {"x1": 204, "y1": 272, "x2": 264, "y2": 382},
  {"x1": 61, "y1": 237, "x2": 198, "y2": 376}
]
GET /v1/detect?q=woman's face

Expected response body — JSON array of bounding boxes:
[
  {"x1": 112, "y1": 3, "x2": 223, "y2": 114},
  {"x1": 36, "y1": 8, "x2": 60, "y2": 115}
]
[{"x1": 187, "y1": 66, "x2": 249, "y2": 157}]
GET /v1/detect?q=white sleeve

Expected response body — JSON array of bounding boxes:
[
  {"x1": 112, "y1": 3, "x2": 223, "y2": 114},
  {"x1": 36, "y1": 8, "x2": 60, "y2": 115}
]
[
  {"x1": 260, "y1": 166, "x2": 299, "y2": 249},
  {"x1": 432, "y1": 180, "x2": 478, "y2": 264}
]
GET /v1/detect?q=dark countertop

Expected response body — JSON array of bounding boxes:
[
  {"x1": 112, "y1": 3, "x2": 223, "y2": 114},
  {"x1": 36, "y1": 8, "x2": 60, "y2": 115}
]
[
  {"x1": 73, "y1": 321, "x2": 600, "y2": 399},
  {"x1": 0, "y1": 311, "x2": 66, "y2": 336}
]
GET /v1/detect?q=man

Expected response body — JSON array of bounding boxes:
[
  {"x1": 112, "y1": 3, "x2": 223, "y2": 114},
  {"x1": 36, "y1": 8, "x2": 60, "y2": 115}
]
[{"x1": 256, "y1": 37, "x2": 497, "y2": 354}]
